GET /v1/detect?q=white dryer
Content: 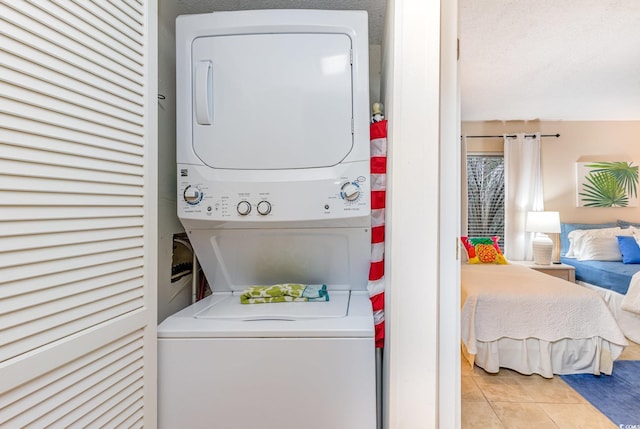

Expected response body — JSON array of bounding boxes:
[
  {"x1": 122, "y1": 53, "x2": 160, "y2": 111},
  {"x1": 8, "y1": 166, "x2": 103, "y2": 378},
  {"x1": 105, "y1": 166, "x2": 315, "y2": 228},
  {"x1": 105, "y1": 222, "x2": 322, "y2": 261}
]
[{"x1": 159, "y1": 9, "x2": 375, "y2": 429}]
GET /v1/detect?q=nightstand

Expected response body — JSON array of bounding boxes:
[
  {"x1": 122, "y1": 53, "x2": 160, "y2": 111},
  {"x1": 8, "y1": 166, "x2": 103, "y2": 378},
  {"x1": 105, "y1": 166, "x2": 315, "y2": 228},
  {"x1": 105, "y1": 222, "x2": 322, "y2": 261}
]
[{"x1": 510, "y1": 260, "x2": 576, "y2": 282}]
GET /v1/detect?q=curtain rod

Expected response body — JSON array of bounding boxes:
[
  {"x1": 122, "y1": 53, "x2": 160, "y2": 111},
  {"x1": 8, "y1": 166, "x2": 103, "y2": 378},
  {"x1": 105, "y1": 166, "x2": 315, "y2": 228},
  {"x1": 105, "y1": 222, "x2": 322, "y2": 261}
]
[{"x1": 464, "y1": 133, "x2": 560, "y2": 139}]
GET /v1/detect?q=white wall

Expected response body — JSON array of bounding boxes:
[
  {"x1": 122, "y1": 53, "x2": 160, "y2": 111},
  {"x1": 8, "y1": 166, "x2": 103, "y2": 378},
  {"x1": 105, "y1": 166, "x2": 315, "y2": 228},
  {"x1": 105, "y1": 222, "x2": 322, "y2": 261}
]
[
  {"x1": 157, "y1": 1, "x2": 195, "y2": 322},
  {"x1": 383, "y1": 0, "x2": 459, "y2": 428},
  {"x1": 438, "y1": 0, "x2": 461, "y2": 426},
  {"x1": 369, "y1": 44, "x2": 382, "y2": 105}
]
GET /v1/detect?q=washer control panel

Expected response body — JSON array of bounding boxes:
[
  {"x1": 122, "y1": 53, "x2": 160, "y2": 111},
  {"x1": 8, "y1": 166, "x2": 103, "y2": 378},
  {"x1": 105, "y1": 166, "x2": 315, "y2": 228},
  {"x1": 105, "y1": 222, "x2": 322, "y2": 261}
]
[{"x1": 177, "y1": 164, "x2": 370, "y2": 222}]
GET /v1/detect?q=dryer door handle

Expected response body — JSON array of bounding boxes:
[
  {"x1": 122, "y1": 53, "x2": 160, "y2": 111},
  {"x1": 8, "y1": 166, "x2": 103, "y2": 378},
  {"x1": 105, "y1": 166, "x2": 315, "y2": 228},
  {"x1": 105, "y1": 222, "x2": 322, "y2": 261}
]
[{"x1": 195, "y1": 60, "x2": 213, "y2": 125}]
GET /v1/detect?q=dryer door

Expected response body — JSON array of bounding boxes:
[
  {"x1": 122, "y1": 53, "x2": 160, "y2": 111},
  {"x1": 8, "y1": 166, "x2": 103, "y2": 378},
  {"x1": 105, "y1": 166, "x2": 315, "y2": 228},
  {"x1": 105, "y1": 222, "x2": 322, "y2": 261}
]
[{"x1": 191, "y1": 33, "x2": 354, "y2": 170}]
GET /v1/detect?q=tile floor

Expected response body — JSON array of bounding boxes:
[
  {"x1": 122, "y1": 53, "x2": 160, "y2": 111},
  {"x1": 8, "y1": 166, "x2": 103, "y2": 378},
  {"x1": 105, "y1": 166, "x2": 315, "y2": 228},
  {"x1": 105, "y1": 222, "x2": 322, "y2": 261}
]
[{"x1": 462, "y1": 340, "x2": 640, "y2": 429}]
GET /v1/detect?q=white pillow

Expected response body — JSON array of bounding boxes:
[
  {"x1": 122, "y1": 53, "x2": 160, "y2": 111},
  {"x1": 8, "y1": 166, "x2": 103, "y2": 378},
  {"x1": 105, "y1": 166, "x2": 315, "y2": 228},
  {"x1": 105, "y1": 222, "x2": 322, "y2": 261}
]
[
  {"x1": 565, "y1": 227, "x2": 623, "y2": 258},
  {"x1": 576, "y1": 235, "x2": 623, "y2": 261},
  {"x1": 633, "y1": 228, "x2": 640, "y2": 247}
]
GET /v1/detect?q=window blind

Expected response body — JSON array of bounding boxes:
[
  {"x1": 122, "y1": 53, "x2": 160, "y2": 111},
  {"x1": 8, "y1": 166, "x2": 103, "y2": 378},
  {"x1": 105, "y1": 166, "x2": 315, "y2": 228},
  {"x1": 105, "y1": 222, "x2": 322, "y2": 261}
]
[{"x1": 466, "y1": 155, "x2": 505, "y2": 247}]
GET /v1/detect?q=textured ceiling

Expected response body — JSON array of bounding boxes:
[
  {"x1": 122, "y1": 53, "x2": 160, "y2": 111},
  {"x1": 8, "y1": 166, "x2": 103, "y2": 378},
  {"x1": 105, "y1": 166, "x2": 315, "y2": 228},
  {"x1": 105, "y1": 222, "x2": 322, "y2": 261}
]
[
  {"x1": 162, "y1": 0, "x2": 386, "y2": 44},
  {"x1": 460, "y1": 0, "x2": 640, "y2": 121}
]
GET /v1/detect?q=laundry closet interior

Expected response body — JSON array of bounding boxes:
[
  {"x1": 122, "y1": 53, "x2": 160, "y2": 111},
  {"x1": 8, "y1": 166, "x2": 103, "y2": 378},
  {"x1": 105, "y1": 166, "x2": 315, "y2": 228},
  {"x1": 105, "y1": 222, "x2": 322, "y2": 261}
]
[{"x1": 156, "y1": 3, "x2": 387, "y2": 429}]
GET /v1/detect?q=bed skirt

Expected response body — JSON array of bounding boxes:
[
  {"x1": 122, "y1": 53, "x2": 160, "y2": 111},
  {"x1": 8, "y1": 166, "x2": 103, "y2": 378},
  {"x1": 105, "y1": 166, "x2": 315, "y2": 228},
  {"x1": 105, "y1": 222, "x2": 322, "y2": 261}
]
[
  {"x1": 461, "y1": 336, "x2": 624, "y2": 378},
  {"x1": 579, "y1": 281, "x2": 640, "y2": 344}
]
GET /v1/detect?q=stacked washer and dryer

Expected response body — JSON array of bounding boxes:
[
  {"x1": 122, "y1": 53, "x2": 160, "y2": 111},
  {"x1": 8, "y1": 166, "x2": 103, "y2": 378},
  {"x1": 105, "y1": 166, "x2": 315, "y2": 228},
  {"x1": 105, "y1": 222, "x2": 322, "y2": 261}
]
[{"x1": 158, "y1": 9, "x2": 376, "y2": 429}]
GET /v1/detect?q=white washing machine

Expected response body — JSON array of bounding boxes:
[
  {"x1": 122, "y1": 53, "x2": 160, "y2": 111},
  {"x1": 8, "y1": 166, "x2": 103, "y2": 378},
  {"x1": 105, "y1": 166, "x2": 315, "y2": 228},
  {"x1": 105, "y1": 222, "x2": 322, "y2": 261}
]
[{"x1": 158, "y1": 9, "x2": 375, "y2": 429}]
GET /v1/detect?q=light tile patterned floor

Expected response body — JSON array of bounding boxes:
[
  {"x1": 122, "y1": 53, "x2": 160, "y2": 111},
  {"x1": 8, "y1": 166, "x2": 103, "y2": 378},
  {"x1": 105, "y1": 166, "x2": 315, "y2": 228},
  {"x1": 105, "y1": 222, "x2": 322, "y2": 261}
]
[{"x1": 461, "y1": 340, "x2": 640, "y2": 429}]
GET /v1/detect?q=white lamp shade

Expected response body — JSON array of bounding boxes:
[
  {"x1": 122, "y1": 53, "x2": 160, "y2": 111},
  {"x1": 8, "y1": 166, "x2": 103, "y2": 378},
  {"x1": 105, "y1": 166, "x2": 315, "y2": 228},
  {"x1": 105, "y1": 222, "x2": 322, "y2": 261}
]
[{"x1": 525, "y1": 211, "x2": 561, "y2": 233}]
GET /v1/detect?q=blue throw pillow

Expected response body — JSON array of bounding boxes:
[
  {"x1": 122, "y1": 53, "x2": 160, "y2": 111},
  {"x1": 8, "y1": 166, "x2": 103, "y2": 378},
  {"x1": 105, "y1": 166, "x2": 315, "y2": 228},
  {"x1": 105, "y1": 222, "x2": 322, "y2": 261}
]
[
  {"x1": 618, "y1": 219, "x2": 640, "y2": 229},
  {"x1": 617, "y1": 236, "x2": 640, "y2": 264},
  {"x1": 560, "y1": 222, "x2": 617, "y2": 257}
]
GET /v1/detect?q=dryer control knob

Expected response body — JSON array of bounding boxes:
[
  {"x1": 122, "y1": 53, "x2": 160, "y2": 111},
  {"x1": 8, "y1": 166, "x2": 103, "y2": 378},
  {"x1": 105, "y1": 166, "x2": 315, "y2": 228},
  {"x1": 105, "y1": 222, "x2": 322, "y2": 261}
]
[
  {"x1": 183, "y1": 185, "x2": 202, "y2": 205},
  {"x1": 237, "y1": 200, "x2": 252, "y2": 216},
  {"x1": 257, "y1": 201, "x2": 271, "y2": 215},
  {"x1": 341, "y1": 182, "x2": 361, "y2": 201}
]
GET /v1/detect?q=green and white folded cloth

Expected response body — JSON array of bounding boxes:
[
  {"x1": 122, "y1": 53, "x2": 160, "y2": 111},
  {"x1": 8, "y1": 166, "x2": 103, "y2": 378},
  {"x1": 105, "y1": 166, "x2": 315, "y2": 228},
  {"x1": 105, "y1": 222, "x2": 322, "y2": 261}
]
[{"x1": 240, "y1": 283, "x2": 329, "y2": 304}]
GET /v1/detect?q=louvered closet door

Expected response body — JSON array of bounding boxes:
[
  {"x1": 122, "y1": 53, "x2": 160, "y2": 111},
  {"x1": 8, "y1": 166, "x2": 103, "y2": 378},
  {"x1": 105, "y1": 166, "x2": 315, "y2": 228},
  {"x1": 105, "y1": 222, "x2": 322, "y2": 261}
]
[{"x1": 0, "y1": 1, "x2": 157, "y2": 427}]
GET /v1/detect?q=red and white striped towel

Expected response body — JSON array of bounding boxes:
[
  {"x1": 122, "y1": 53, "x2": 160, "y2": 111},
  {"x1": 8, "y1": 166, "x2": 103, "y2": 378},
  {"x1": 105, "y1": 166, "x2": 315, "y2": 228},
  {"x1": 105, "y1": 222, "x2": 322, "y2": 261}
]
[{"x1": 368, "y1": 120, "x2": 387, "y2": 348}]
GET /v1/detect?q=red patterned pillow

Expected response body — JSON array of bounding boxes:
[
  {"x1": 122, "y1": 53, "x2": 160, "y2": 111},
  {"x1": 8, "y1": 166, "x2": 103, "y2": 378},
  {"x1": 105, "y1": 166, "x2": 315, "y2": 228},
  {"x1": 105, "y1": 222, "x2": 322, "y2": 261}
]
[{"x1": 461, "y1": 236, "x2": 508, "y2": 264}]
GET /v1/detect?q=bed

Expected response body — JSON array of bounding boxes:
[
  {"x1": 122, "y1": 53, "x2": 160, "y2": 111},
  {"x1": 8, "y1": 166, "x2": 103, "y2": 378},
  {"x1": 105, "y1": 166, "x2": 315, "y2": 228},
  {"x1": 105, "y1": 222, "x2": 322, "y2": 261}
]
[
  {"x1": 559, "y1": 220, "x2": 640, "y2": 343},
  {"x1": 461, "y1": 263, "x2": 627, "y2": 378}
]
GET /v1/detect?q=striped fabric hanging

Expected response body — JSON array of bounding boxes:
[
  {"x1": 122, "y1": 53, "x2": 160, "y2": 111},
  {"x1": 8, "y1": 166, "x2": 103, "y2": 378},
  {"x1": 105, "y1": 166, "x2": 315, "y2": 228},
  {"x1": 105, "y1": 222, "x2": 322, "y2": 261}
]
[{"x1": 368, "y1": 119, "x2": 387, "y2": 348}]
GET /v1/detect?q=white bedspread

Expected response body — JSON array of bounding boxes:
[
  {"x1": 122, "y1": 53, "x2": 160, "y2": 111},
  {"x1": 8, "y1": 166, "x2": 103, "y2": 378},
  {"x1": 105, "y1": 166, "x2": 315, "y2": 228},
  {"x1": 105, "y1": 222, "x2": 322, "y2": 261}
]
[
  {"x1": 621, "y1": 271, "x2": 640, "y2": 315},
  {"x1": 461, "y1": 263, "x2": 628, "y2": 356}
]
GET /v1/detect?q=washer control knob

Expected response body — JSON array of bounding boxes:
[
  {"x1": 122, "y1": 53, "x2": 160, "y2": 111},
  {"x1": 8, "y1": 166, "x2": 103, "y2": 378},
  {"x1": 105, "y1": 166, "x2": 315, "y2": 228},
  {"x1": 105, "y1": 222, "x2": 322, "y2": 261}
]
[
  {"x1": 341, "y1": 182, "x2": 361, "y2": 201},
  {"x1": 183, "y1": 185, "x2": 202, "y2": 205},
  {"x1": 237, "y1": 200, "x2": 251, "y2": 216},
  {"x1": 257, "y1": 201, "x2": 272, "y2": 215}
]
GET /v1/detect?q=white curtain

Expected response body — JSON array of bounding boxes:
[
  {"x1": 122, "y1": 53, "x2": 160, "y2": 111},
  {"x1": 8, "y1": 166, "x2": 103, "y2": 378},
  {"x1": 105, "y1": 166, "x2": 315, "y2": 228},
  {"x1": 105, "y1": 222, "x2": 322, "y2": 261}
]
[{"x1": 504, "y1": 133, "x2": 544, "y2": 260}]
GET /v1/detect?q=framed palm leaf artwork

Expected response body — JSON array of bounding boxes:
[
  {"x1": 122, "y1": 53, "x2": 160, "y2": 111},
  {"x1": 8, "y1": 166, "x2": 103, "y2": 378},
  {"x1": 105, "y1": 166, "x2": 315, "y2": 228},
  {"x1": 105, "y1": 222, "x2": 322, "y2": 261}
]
[{"x1": 576, "y1": 161, "x2": 639, "y2": 207}]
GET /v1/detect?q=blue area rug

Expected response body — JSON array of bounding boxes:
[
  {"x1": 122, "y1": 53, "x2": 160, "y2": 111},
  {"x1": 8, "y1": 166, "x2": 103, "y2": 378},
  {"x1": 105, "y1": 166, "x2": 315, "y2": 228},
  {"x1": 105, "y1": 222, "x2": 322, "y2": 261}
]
[{"x1": 560, "y1": 360, "x2": 640, "y2": 426}]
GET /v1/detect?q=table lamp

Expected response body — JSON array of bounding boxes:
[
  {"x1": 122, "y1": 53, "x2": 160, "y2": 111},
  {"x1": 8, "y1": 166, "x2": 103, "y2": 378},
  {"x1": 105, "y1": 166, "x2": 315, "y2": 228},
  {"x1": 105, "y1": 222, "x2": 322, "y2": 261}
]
[{"x1": 525, "y1": 211, "x2": 561, "y2": 265}]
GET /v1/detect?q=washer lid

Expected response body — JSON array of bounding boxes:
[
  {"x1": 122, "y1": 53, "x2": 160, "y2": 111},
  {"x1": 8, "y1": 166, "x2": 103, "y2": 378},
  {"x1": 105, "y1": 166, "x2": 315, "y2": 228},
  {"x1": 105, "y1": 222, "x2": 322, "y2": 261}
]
[
  {"x1": 194, "y1": 291, "x2": 349, "y2": 321},
  {"x1": 157, "y1": 291, "x2": 374, "y2": 338}
]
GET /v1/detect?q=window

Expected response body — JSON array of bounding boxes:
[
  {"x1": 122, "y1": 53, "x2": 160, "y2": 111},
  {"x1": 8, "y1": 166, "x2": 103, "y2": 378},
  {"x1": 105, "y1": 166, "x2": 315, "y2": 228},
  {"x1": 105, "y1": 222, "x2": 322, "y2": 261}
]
[{"x1": 467, "y1": 155, "x2": 505, "y2": 247}]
